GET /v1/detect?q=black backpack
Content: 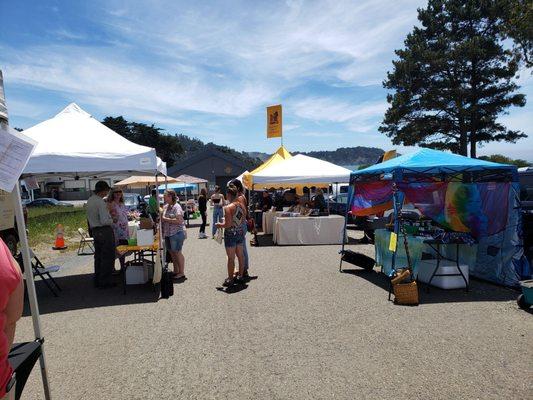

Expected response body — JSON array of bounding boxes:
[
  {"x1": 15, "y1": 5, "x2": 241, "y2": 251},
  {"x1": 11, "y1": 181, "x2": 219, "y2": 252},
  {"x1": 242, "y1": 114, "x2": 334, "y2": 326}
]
[{"x1": 160, "y1": 268, "x2": 174, "y2": 299}]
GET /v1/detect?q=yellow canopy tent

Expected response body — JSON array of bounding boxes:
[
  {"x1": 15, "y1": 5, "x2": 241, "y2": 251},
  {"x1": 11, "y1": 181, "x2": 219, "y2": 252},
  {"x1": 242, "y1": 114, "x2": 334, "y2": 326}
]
[{"x1": 242, "y1": 145, "x2": 291, "y2": 189}]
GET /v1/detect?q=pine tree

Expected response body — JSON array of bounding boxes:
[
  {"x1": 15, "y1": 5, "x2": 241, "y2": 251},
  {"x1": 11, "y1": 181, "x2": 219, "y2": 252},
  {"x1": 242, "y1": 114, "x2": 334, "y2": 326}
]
[{"x1": 380, "y1": 0, "x2": 527, "y2": 157}]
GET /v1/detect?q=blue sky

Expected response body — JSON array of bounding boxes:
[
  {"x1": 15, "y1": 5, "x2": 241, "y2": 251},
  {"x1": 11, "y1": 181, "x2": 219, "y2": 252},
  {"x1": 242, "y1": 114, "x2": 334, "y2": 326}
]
[{"x1": 1, "y1": 0, "x2": 531, "y2": 160}]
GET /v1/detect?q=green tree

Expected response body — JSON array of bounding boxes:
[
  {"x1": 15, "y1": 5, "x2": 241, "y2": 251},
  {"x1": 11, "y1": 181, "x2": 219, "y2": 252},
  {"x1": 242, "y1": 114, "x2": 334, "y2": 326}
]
[
  {"x1": 479, "y1": 153, "x2": 530, "y2": 167},
  {"x1": 497, "y1": 0, "x2": 533, "y2": 68},
  {"x1": 102, "y1": 116, "x2": 183, "y2": 167},
  {"x1": 380, "y1": 0, "x2": 527, "y2": 157}
]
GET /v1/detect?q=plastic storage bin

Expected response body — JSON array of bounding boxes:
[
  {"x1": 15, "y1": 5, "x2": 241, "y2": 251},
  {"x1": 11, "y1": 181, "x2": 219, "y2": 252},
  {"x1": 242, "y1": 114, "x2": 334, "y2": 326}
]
[
  {"x1": 136, "y1": 229, "x2": 154, "y2": 246},
  {"x1": 125, "y1": 263, "x2": 149, "y2": 285},
  {"x1": 417, "y1": 259, "x2": 469, "y2": 289}
]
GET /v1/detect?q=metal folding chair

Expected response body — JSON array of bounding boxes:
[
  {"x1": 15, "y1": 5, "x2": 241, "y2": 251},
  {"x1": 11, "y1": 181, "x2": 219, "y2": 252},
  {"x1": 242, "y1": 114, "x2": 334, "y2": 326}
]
[
  {"x1": 16, "y1": 250, "x2": 62, "y2": 297},
  {"x1": 77, "y1": 227, "x2": 95, "y2": 255}
]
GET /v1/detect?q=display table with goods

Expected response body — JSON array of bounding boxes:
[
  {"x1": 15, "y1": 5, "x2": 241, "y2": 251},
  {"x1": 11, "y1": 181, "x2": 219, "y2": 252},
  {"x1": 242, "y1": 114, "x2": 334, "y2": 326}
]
[
  {"x1": 262, "y1": 210, "x2": 286, "y2": 235},
  {"x1": 273, "y1": 213, "x2": 345, "y2": 245},
  {"x1": 374, "y1": 218, "x2": 477, "y2": 290},
  {"x1": 117, "y1": 222, "x2": 161, "y2": 294}
]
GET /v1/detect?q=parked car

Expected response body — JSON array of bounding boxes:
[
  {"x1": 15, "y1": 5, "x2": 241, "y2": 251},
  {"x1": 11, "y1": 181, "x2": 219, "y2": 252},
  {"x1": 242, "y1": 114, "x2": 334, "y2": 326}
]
[
  {"x1": 27, "y1": 198, "x2": 74, "y2": 207},
  {"x1": 123, "y1": 193, "x2": 146, "y2": 212},
  {"x1": 362, "y1": 204, "x2": 424, "y2": 243},
  {"x1": 328, "y1": 193, "x2": 366, "y2": 227}
]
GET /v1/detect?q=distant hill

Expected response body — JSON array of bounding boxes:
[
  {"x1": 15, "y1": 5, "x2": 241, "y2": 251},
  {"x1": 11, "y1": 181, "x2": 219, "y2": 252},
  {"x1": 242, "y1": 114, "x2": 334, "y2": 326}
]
[
  {"x1": 247, "y1": 152, "x2": 271, "y2": 162},
  {"x1": 246, "y1": 146, "x2": 385, "y2": 166}
]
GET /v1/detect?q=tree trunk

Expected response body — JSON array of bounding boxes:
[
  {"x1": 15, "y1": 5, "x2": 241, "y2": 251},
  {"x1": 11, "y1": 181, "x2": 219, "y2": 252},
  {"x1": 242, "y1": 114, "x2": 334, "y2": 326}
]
[
  {"x1": 459, "y1": 131, "x2": 468, "y2": 156},
  {"x1": 470, "y1": 140, "x2": 477, "y2": 158}
]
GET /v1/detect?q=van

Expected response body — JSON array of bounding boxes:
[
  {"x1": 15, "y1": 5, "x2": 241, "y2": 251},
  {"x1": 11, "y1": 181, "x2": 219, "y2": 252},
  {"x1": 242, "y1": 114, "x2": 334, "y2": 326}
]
[
  {"x1": 0, "y1": 190, "x2": 27, "y2": 255},
  {"x1": 0, "y1": 190, "x2": 19, "y2": 254}
]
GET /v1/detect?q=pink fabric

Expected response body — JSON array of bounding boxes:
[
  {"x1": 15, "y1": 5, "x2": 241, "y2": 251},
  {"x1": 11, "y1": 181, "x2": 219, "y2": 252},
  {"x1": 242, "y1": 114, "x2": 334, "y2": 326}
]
[{"x1": 0, "y1": 240, "x2": 20, "y2": 397}]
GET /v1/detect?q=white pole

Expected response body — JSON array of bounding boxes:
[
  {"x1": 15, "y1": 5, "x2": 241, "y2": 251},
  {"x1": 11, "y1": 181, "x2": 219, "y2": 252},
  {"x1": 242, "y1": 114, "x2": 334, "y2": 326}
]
[
  {"x1": 12, "y1": 184, "x2": 52, "y2": 400},
  {"x1": 156, "y1": 174, "x2": 166, "y2": 274}
]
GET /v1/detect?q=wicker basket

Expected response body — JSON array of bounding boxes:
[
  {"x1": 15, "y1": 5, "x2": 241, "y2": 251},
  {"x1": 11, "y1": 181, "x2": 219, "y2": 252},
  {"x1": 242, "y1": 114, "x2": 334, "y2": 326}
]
[
  {"x1": 391, "y1": 269, "x2": 411, "y2": 285},
  {"x1": 393, "y1": 280, "x2": 419, "y2": 305}
]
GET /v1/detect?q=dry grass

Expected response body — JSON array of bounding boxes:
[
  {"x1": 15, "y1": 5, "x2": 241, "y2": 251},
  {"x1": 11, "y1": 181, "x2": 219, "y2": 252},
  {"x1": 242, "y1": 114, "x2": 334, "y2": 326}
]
[{"x1": 26, "y1": 206, "x2": 88, "y2": 255}]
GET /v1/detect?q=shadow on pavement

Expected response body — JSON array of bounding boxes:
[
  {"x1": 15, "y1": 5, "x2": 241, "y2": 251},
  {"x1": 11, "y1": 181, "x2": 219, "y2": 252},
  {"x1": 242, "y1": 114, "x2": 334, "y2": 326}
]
[
  {"x1": 340, "y1": 268, "x2": 519, "y2": 304},
  {"x1": 215, "y1": 283, "x2": 249, "y2": 294},
  {"x1": 23, "y1": 273, "x2": 160, "y2": 316},
  {"x1": 254, "y1": 234, "x2": 359, "y2": 247}
]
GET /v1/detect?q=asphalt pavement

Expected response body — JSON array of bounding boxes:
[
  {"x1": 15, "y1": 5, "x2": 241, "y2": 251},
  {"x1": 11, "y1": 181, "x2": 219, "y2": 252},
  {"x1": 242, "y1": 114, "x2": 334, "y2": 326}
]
[{"x1": 14, "y1": 226, "x2": 533, "y2": 399}]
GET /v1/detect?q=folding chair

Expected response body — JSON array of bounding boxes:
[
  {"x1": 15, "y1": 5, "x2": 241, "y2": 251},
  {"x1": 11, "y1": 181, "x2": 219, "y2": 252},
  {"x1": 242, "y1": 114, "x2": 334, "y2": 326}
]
[
  {"x1": 8, "y1": 340, "x2": 43, "y2": 400},
  {"x1": 77, "y1": 227, "x2": 95, "y2": 255},
  {"x1": 16, "y1": 250, "x2": 62, "y2": 297}
]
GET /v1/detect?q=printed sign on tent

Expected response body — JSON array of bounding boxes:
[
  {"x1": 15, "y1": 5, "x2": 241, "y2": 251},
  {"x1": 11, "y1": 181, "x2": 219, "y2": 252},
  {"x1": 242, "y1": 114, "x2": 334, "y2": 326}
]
[{"x1": 266, "y1": 104, "x2": 282, "y2": 138}]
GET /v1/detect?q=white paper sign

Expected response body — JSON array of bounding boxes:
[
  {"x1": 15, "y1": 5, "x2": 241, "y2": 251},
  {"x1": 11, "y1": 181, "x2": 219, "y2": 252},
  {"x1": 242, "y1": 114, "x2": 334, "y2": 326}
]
[{"x1": 0, "y1": 124, "x2": 37, "y2": 192}]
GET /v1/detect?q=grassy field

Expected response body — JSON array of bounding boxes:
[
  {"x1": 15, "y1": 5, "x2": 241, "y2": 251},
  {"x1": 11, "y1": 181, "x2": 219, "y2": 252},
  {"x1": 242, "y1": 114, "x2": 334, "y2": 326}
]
[{"x1": 27, "y1": 206, "x2": 88, "y2": 250}]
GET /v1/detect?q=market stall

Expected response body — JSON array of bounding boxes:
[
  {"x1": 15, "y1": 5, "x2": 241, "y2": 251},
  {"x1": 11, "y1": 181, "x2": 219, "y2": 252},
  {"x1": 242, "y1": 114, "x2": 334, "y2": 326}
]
[
  {"x1": 251, "y1": 154, "x2": 351, "y2": 245},
  {"x1": 346, "y1": 148, "x2": 531, "y2": 288},
  {"x1": 22, "y1": 104, "x2": 168, "y2": 288},
  {"x1": 15, "y1": 104, "x2": 170, "y2": 398}
]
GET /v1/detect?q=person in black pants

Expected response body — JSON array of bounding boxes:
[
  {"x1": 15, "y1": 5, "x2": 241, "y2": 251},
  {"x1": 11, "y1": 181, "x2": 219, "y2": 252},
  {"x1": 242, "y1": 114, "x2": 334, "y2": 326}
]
[
  {"x1": 86, "y1": 181, "x2": 117, "y2": 289},
  {"x1": 198, "y1": 188, "x2": 208, "y2": 239}
]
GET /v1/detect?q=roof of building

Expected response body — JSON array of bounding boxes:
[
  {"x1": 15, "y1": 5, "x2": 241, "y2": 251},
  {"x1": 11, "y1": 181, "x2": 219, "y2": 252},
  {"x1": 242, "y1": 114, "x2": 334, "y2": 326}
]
[{"x1": 168, "y1": 146, "x2": 249, "y2": 176}]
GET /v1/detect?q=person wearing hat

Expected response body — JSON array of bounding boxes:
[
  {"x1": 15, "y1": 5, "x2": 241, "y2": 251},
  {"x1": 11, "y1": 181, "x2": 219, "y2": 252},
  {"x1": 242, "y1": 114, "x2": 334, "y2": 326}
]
[{"x1": 86, "y1": 181, "x2": 116, "y2": 289}]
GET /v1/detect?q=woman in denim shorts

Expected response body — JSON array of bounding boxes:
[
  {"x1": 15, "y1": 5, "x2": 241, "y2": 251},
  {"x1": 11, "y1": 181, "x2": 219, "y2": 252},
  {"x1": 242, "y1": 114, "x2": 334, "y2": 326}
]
[
  {"x1": 216, "y1": 185, "x2": 246, "y2": 287},
  {"x1": 161, "y1": 190, "x2": 186, "y2": 280}
]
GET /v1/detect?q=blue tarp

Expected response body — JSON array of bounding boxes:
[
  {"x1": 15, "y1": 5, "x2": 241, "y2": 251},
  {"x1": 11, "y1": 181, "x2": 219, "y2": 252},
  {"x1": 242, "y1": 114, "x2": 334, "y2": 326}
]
[
  {"x1": 353, "y1": 148, "x2": 516, "y2": 177},
  {"x1": 157, "y1": 183, "x2": 196, "y2": 190}
]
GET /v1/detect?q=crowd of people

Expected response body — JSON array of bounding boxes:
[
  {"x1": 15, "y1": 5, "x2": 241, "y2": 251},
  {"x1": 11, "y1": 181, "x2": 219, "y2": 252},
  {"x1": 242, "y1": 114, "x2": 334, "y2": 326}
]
[
  {"x1": 85, "y1": 178, "x2": 258, "y2": 289},
  {"x1": 84, "y1": 178, "x2": 330, "y2": 289}
]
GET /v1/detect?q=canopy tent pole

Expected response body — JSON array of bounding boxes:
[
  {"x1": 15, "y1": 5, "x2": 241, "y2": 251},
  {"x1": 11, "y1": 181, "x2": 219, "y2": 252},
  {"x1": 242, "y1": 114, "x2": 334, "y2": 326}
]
[
  {"x1": 12, "y1": 184, "x2": 52, "y2": 400},
  {"x1": 157, "y1": 174, "x2": 166, "y2": 273},
  {"x1": 339, "y1": 183, "x2": 354, "y2": 272}
]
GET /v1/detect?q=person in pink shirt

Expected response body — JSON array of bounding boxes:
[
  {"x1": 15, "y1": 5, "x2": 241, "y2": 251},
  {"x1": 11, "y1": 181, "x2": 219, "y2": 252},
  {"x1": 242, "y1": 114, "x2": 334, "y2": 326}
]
[{"x1": 0, "y1": 238, "x2": 23, "y2": 399}]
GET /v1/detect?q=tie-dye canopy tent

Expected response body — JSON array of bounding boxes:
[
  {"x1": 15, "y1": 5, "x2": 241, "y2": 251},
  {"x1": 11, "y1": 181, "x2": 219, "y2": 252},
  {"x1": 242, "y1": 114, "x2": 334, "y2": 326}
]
[{"x1": 348, "y1": 148, "x2": 530, "y2": 287}]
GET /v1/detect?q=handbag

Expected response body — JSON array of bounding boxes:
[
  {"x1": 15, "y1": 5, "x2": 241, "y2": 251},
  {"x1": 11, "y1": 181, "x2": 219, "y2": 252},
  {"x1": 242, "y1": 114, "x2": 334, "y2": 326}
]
[{"x1": 160, "y1": 268, "x2": 174, "y2": 299}]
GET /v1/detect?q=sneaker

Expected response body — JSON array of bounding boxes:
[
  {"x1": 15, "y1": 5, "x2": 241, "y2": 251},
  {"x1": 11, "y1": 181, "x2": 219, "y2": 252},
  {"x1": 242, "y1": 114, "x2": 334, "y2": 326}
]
[{"x1": 222, "y1": 278, "x2": 234, "y2": 287}]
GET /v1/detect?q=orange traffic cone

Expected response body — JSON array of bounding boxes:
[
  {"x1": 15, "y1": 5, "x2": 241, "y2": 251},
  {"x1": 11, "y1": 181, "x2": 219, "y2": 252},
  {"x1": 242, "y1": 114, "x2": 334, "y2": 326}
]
[{"x1": 53, "y1": 224, "x2": 67, "y2": 250}]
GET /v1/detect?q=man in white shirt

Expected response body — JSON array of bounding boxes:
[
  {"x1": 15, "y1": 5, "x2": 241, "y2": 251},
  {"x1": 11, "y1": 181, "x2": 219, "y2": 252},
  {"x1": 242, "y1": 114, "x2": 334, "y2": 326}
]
[{"x1": 86, "y1": 181, "x2": 116, "y2": 288}]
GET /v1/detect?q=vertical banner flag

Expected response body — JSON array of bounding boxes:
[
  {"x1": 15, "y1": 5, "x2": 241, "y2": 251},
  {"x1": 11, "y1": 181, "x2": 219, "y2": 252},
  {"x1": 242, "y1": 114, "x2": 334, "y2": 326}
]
[{"x1": 267, "y1": 104, "x2": 282, "y2": 138}]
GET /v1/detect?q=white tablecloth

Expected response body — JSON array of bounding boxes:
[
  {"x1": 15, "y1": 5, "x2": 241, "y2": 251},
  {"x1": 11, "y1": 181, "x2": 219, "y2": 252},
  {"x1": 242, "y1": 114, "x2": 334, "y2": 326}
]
[
  {"x1": 273, "y1": 215, "x2": 345, "y2": 245},
  {"x1": 262, "y1": 210, "x2": 284, "y2": 234}
]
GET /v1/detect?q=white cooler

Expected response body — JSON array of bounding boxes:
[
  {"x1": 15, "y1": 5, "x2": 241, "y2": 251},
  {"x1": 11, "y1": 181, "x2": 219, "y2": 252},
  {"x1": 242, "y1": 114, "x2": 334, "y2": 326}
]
[
  {"x1": 125, "y1": 262, "x2": 150, "y2": 285},
  {"x1": 417, "y1": 259, "x2": 469, "y2": 289}
]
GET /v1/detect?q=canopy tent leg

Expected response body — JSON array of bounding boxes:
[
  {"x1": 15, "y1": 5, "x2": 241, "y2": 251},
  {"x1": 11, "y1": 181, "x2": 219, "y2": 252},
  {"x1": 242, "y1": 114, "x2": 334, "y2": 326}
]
[
  {"x1": 12, "y1": 184, "x2": 52, "y2": 400},
  {"x1": 339, "y1": 184, "x2": 354, "y2": 272},
  {"x1": 157, "y1": 174, "x2": 166, "y2": 271}
]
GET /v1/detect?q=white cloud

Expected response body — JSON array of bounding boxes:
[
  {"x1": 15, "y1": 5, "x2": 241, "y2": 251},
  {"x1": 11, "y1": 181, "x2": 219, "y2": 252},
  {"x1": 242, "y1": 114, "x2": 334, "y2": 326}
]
[{"x1": 1, "y1": 0, "x2": 424, "y2": 127}]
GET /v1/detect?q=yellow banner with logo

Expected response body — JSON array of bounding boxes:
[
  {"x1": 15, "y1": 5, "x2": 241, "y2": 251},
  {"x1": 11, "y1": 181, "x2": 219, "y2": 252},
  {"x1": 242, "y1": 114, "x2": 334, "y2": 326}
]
[{"x1": 266, "y1": 104, "x2": 282, "y2": 138}]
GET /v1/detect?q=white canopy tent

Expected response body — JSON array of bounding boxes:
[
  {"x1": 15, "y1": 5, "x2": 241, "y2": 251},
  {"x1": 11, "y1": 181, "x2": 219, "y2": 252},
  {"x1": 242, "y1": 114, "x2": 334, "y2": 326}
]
[
  {"x1": 251, "y1": 154, "x2": 351, "y2": 188},
  {"x1": 23, "y1": 103, "x2": 167, "y2": 177},
  {"x1": 13, "y1": 102, "x2": 168, "y2": 399}
]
